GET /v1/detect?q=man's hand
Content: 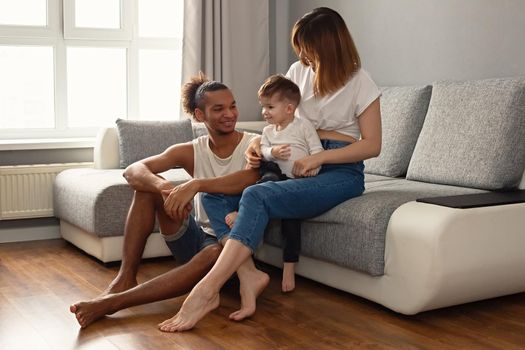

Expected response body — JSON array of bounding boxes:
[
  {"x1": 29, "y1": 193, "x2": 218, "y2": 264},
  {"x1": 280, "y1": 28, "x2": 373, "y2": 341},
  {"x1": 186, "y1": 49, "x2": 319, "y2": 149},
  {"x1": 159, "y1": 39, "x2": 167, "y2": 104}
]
[
  {"x1": 245, "y1": 136, "x2": 262, "y2": 168},
  {"x1": 271, "y1": 144, "x2": 291, "y2": 160},
  {"x1": 161, "y1": 180, "x2": 198, "y2": 221}
]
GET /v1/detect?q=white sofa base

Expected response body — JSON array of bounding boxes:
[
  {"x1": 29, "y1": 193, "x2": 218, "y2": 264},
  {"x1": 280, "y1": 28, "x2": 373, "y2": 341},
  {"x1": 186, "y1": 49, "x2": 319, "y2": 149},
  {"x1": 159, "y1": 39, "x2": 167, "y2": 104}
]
[
  {"x1": 256, "y1": 201, "x2": 525, "y2": 315},
  {"x1": 60, "y1": 221, "x2": 171, "y2": 263}
]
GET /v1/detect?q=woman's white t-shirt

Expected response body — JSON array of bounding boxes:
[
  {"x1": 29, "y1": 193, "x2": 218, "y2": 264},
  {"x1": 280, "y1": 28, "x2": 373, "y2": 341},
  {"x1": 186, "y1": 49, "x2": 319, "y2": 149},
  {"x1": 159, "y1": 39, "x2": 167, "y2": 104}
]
[{"x1": 286, "y1": 61, "x2": 381, "y2": 140}]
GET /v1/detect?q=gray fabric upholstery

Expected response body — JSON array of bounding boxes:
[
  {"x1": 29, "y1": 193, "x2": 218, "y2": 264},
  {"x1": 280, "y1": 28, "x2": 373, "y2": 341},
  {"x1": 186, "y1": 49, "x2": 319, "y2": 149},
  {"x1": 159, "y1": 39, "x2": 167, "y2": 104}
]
[
  {"x1": 263, "y1": 179, "x2": 486, "y2": 276},
  {"x1": 192, "y1": 123, "x2": 208, "y2": 138},
  {"x1": 191, "y1": 123, "x2": 262, "y2": 138},
  {"x1": 406, "y1": 78, "x2": 525, "y2": 190},
  {"x1": 54, "y1": 168, "x2": 192, "y2": 236},
  {"x1": 364, "y1": 173, "x2": 400, "y2": 183},
  {"x1": 365, "y1": 85, "x2": 432, "y2": 177},
  {"x1": 116, "y1": 118, "x2": 194, "y2": 168}
]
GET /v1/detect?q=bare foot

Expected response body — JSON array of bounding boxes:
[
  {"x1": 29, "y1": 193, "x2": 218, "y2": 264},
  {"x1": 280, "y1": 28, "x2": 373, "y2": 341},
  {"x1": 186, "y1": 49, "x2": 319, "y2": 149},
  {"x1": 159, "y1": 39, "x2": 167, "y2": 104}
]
[
  {"x1": 225, "y1": 211, "x2": 238, "y2": 229},
  {"x1": 100, "y1": 274, "x2": 137, "y2": 297},
  {"x1": 229, "y1": 268, "x2": 270, "y2": 321},
  {"x1": 158, "y1": 284, "x2": 220, "y2": 332},
  {"x1": 281, "y1": 262, "x2": 296, "y2": 293},
  {"x1": 70, "y1": 295, "x2": 117, "y2": 328}
]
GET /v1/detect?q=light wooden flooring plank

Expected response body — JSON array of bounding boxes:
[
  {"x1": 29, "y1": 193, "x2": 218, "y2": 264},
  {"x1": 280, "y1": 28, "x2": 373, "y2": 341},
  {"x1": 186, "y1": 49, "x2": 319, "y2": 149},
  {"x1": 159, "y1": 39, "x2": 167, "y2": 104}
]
[{"x1": 1, "y1": 239, "x2": 524, "y2": 349}]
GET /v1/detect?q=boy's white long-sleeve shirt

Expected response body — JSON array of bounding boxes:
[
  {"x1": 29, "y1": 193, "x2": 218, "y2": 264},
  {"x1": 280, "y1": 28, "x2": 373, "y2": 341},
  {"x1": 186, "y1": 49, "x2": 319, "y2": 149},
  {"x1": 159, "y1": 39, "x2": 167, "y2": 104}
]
[{"x1": 261, "y1": 116, "x2": 323, "y2": 178}]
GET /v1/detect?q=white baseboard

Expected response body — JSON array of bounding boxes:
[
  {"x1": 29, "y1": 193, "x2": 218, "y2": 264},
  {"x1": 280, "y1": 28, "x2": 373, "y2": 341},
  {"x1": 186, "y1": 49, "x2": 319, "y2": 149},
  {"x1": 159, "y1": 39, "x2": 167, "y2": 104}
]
[{"x1": 0, "y1": 222, "x2": 60, "y2": 243}]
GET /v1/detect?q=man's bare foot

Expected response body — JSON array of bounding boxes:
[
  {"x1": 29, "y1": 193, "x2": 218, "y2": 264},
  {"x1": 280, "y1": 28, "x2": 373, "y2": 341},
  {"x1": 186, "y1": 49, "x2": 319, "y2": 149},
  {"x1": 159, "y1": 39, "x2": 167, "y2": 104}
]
[
  {"x1": 282, "y1": 262, "x2": 296, "y2": 293},
  {"x1": 229, "y1": 268, "x2": 270, "y2": 321},
  {"x1": 225, "y1": 211, "x2": 238, "y2": 229},
  {"x1": 158, "y1": 284, "x2": 220, "y2": 332},
  {"x1": 100, "y1": 274, "x2": 138, "y2": 297},
  {"x1": 70, "y1": 295, "x2": 117, "y2": 328}
]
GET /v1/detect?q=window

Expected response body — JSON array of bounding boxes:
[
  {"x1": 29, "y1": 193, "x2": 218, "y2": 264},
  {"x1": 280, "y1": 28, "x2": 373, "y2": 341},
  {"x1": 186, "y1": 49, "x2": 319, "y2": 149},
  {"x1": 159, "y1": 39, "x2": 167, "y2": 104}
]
[{"x1": 0, "y1": 0, "x2": 184, "y2": 140}]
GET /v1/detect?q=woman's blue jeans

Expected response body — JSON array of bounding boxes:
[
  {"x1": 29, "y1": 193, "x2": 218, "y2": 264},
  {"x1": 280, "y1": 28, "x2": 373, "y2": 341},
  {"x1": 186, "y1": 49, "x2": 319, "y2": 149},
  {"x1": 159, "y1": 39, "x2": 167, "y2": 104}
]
[{"x1": 202, "y1": 140, "x2": 365, "y2": 253}]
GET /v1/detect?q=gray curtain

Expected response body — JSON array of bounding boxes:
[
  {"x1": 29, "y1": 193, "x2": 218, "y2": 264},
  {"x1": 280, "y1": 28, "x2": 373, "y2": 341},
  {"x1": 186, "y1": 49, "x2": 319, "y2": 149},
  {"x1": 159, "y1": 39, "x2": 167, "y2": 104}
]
[{"x1": 182, "y1": 0, "x2": 269, "y2": 121}]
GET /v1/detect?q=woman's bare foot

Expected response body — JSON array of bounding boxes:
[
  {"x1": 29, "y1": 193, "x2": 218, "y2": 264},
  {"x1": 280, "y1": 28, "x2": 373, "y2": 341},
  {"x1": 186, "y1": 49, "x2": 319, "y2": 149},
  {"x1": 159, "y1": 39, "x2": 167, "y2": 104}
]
[
  {"x1": 282, "y1": 262, "x2": 296, "y2": 293},
  {"x1": 100, "y1": 274, "x2": 138, "y2": 297},
  {"x1": 158, "y1": 284, "x2": 220, "y2": 332},
  {"x1": 225, "y1": 211, "x2": 238, "y2": 229},
  {"x1": 229, "y1": 268, "x2": 270, "y2": 321},
  {"x1": 70, "y1": 295, "x2": 117, "y2": 328}
]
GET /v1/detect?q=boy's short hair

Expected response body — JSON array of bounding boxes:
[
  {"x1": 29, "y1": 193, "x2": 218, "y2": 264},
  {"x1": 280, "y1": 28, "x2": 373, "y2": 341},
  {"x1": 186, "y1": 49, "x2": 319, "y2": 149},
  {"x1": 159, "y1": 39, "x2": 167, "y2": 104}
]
[{"x1": 258, "y1": 74, "x2": 301, "y2": 106}]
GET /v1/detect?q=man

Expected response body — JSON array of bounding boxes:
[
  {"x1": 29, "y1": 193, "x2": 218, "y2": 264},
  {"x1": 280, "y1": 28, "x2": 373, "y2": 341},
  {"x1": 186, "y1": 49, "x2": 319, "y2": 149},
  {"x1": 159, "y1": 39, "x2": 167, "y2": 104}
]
[{"x1": 70, "y1": 73, "x2": 269, "y2": 328}]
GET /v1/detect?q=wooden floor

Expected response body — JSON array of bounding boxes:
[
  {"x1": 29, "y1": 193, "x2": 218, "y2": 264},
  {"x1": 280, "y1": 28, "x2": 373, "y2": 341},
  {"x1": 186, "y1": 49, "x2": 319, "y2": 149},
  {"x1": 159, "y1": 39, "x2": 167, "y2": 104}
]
[{"x1": 1, "y1": 240, "x2": 525, "y2": 350}]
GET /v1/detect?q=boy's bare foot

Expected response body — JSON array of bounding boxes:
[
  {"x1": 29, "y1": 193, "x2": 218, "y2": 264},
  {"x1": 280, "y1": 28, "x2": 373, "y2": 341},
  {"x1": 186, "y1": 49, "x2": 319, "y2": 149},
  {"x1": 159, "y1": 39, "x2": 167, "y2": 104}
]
[
  {"x1": 282, "y1": 262, "x2": 296, "y2": 292},
  {"x1": 70, "y1": 295, "x2": 117, "y2": 328},
  {"x1": 158, "y1": 284, "x2": 220, "y2": 332},
  {"x1": 229, "y1": 268, "x2": 270, "y2": 321},
  {"x1": 225, "y1": 211, "x2": 238, "y2": 229}
]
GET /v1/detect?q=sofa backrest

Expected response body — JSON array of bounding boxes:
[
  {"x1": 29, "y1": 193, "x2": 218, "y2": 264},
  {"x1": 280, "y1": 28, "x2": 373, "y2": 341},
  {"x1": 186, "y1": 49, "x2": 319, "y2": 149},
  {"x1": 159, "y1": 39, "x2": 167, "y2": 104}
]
[
  {"x1": 406, "y1": 78, "x2": 525, "y2": 191},
  {"x1": 94, "y1": 121, "x2": 266, "y2": 170},
  {"x1": 364, "y1": 85, "x2": 432, "y2": 177},
  {"x1": 94, "y1": 127, "x2": 120, "y2": 169}
]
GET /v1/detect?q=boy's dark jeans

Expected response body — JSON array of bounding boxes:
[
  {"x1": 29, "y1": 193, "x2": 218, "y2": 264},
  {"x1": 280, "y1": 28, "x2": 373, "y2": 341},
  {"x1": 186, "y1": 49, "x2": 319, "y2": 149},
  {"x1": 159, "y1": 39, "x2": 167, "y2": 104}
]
[{"x1": 258, "y1": 160, "x2": 301, "y2": 263}]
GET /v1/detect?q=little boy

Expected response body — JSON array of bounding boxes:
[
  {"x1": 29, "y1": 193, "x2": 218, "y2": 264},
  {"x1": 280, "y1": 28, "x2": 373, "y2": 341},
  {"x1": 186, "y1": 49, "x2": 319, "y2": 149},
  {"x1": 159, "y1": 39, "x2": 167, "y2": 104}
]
[{"x1": 226, "y1": 74, "x2": 323, "y2": 292}]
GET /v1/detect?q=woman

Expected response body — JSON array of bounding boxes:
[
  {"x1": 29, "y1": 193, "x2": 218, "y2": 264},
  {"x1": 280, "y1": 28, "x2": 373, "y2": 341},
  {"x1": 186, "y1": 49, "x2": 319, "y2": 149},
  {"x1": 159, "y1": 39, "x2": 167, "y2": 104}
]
[{"x1": 159, "y1": 7, "x2": 382, "y2": 332}]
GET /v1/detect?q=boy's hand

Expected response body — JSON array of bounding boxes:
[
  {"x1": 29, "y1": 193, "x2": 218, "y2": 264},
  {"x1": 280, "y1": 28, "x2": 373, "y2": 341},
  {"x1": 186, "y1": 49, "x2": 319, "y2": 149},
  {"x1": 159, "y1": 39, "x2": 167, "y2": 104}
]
[{"x1": 271, "y1": 144, "x2": 291, "y2": 160}]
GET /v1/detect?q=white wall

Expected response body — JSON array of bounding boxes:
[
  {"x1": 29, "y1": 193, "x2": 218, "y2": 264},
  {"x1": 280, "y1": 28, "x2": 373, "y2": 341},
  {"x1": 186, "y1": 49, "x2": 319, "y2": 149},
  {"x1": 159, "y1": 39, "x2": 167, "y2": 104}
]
[{"x1": 287, "y1": 0, "x2": 525, "y2": 86}]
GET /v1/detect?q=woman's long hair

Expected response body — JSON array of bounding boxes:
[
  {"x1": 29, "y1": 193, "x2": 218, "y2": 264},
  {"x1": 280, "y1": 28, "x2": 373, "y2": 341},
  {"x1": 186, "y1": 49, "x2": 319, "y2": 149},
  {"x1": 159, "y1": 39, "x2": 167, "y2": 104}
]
[{"x1": 291, "y1": 7, "x2": 361, "y2": 97}]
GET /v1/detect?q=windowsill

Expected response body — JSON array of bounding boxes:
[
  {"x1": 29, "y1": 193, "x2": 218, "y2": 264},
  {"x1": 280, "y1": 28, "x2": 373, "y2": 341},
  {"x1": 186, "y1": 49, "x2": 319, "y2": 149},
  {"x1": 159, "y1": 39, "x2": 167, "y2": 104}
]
[{"x1": 0, "y1": 137, "x2": 96, "y2": 151}]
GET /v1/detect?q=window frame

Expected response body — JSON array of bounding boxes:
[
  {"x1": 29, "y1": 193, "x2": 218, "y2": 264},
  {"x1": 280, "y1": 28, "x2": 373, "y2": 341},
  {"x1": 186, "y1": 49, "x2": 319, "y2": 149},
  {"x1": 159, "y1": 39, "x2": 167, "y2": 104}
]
[
  {"x1": 63, "y1": 0, "x2": 132, "y2": 40},
  {"x1": 0, "y1": 0, "x2": 183, "y2": 141}
]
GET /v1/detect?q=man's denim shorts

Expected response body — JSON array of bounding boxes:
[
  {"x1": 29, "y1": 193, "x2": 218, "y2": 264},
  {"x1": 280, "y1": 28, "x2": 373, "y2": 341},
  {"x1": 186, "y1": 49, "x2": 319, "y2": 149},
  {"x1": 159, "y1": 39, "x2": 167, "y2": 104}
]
[{"x1": 162, "y1": 215, "x2": 218, "y2": 264}]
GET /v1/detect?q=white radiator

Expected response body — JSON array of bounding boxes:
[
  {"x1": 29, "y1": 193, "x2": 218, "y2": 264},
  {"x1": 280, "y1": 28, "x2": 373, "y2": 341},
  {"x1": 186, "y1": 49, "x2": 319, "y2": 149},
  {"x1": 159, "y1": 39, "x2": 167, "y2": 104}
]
[{"x1": 0, "y1": 163, "x2": 93, "y2": 220}]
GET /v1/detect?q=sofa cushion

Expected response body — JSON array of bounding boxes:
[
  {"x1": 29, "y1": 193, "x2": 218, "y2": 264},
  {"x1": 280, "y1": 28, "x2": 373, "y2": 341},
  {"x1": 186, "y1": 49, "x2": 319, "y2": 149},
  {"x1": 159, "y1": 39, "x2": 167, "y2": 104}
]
[
  {"x1": 364, "y1": 85, "x2": 432, "y2": 177},
  {"x1": 116, "y1": 118, "x2": 194, "y2": 168},
  {"x1": 263, "y1": 179, "x2": 486, "y2": 276},
  {"x1": 54, "y1": 168, "x2": 192, "y2": 236},
  {"x1": 364, "y1": 173, "x2": 397, "y2": 183},
  {"x1": 406, "y1": 78, "x2": 525, "y2": 190}
]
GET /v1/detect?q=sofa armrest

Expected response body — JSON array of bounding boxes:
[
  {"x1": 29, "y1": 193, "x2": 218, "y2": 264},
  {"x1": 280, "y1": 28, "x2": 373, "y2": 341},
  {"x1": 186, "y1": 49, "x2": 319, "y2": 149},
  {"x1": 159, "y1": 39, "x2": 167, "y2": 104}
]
[
  {"x1": 94, "y1": 127, "x2": 120, "y2": 169},
  {"x1": 385, "y1": 200, "x2": 525, "y2": 314}
]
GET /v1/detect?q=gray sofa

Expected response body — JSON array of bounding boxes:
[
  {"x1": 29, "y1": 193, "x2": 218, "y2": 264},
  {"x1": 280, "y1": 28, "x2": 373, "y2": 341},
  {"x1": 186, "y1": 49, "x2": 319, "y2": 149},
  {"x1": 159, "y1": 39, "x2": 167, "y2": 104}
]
[{"x1": 54, "y1": 77, "x2": 525, "y2": 315}]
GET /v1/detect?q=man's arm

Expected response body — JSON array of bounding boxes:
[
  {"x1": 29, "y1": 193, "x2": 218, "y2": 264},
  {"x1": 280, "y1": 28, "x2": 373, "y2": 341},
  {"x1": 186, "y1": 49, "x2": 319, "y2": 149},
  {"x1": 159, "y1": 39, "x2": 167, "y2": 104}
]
[
  {"x1": 192, "y1": 168, "x2": 260, "y2": 194},
  {"x1": 162, "y1": 168, "x2": 260, "y2": 220},
  {"x1": 123, "y1": 142, "x2": 194, "y2": 194}
]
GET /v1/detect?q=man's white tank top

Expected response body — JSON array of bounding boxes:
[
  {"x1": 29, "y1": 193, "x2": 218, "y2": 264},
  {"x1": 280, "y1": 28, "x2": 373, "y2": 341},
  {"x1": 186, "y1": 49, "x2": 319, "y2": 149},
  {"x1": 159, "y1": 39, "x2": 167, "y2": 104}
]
[{"x1": 192, "y1": 132, "x2": 258, "y2": 236}]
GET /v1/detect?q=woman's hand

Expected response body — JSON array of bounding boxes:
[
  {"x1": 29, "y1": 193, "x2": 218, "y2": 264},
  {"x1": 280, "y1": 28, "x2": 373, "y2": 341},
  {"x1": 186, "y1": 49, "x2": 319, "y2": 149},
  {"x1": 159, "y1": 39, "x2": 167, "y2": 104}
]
[
  {"x1": 245, "y1": 136, "x2": 262, "y2": 168},
  {"x1": 292, "y1": 153, "x2": 323, "y2": 177},
  {"x1": 304, "y1": 167, "x2": 321, "y2": 177},
  {"x1": 161, "y1": 180, "x2": 196, "y2": 221}
]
